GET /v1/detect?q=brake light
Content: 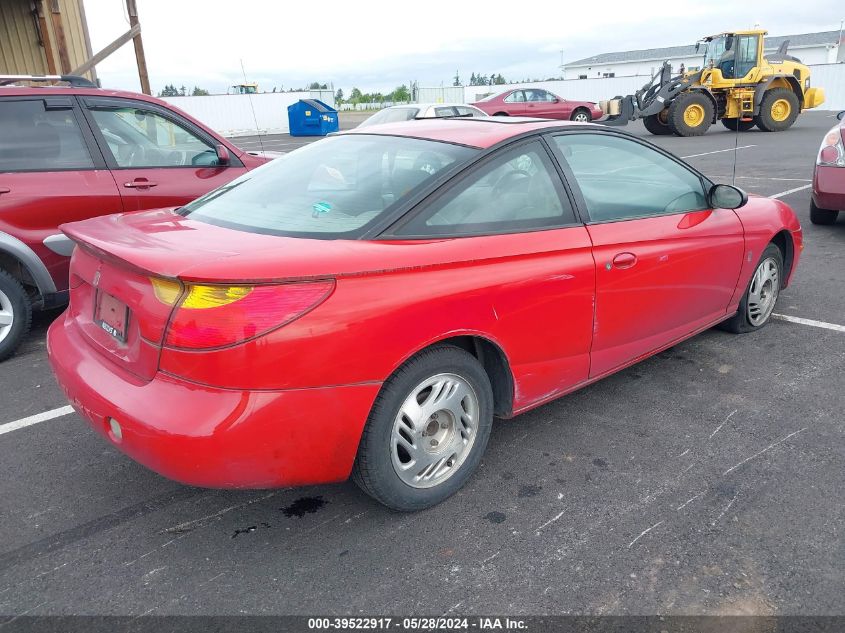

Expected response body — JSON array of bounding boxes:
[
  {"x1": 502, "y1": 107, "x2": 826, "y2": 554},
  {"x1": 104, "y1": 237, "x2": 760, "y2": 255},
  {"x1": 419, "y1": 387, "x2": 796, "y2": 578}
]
[
  {"x1": 161, "y1": 280, "x2": 334, "y2": 349},
  {"x1": 817, "y1": 126, "x2": 845, "y2": 167}
]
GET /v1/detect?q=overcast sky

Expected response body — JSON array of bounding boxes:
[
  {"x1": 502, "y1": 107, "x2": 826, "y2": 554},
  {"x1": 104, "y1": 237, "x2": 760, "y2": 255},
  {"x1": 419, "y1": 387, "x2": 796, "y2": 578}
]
[{"x1": 83, "y1": 0, "x2": 844, "y2": 95}]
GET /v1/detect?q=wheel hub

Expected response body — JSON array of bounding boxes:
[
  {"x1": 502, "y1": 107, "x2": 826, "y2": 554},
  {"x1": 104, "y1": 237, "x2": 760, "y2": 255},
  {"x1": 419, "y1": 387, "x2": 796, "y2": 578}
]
[
  {"x1": 771, "y1": 99, "x2": 791, "y2": 122},
  {"x1": 747, "y1": 257, "x2": 779, "y2": 326},
  {"x1": 684, "y1": 104, "x2": 705, "y2": 127},
  {"x1": 0, "y1": 289, "x2": 14, "y2": 345},
  {"x1": 390, "y1": 373, "x2": 479, "y2": 489}
]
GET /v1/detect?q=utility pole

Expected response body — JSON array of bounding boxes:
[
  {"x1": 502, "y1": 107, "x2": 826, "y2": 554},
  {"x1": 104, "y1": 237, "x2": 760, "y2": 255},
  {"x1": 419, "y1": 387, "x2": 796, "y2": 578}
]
[{"x1": 126, "y1": 0, "x2": 151, "y2": 95}]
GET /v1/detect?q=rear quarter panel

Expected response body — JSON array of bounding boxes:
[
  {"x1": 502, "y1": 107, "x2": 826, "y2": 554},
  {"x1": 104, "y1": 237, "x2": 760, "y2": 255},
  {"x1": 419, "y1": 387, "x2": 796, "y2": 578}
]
[{"x1": 159, "y1": 228, "x2": 597, "y2": 413}]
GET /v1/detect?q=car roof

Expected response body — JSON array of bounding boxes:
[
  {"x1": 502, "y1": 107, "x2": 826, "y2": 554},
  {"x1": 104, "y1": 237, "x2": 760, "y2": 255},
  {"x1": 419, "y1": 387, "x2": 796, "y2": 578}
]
[
  {"x1": 0, "y1": 84, "x2": 168, "y2": 105},
  {"x1": 343, "y1": 117, "x2": 600, "y2": 149}
]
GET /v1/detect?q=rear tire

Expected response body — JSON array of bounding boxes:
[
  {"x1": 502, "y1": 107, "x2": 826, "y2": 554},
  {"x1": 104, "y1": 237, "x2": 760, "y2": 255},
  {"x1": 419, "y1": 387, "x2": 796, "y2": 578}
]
[
  {"x1": 667, "y1": 92, "x2": 714, "y2": 136},
  {"x1": 643, "y1": 111, "x2": 672, "y2": 135},
  {"x1": 719, "y1": 244, "x2": 783, "y2": 334},
  {"x1": 352, "y1": 345, "x2": 494, "y2": 511},
  {"x1": 0, "y1": 269, "x2": 33, "y2": 362},
  {"x1": 570, "y1": 108, "x2": 591, "y2": 122},
  {"x1": 722, "y1": 118, "x2": 756, "y2": 132},
  {"x1": 809, "y1": 200, "x2": 838, "y2": 225},
  {"x1": 755, "y1": 88, "x2": 800, "y2": 132}
]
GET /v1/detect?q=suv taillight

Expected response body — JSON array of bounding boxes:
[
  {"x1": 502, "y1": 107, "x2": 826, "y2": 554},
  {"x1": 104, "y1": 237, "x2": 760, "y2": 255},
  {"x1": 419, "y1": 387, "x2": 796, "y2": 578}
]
[
  {"x1": 817, "y1": 126, "x2": 845, "y2": 167},
  {"x1": 152, "y1": 278, "x2": 334, "y2": 350}
]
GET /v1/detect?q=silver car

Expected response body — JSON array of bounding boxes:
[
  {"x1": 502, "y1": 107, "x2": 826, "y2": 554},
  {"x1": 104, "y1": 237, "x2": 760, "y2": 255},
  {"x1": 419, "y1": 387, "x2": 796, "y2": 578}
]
[{"x1": 358, "y1": 103, "x2": 487, "y2": 128}]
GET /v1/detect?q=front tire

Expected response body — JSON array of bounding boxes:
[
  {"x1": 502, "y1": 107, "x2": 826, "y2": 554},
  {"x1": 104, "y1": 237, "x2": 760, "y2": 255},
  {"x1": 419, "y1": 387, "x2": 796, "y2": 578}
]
[
  {"x1": 667, "y1": 91, "x2": 714, "y2": 136},
  {"x1": 810, "y1": 199, "x2": 839, "y2": 225},
  {"x1": 719, "y1": 244, "x2": 783, "y2": 334},
  {"x1": 570, "y1": 108, "x2": 591, "y2": 122},
  {"x1": 0, "y1": 269, "x2": 33, "y2": 362},
  {"x1": 352, "y1": 345, "x2": 494, "y2": 511},
  {"x1": 755, "y1": 88, "x2": 800, "y2": 132},
  {"x1": 643, "y1": 111, "x2": 672, "y2": 135}
]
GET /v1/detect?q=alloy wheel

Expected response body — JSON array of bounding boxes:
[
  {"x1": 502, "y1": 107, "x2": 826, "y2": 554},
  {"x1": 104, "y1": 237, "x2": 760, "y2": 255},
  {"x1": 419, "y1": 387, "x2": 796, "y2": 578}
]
[
  {"x1": 0, "y1": 288, "x2": 14, "y2": 345},
  {"x1": 747, "y1": 257, "x2": 779, "y2": 326},
  {"x1": 390, "y1": 373, "x2": 479, "y2": 489}
]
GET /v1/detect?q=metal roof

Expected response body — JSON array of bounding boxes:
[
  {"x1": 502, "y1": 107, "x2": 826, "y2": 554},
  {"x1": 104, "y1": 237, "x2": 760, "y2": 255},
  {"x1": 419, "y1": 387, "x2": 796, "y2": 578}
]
[{"x1": 565, "y1": 30, "x2": 841, "y2": 67}]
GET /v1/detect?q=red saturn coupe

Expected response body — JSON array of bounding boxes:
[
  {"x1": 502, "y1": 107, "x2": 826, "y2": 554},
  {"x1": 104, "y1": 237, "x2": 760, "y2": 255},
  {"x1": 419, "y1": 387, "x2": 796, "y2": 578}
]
[
  {"x1": 48, "y1": 118, "x2": 802, "y2": 511},
  {"x1": 810, "y1": 110, "x2": 845, "y2": 225},
  {"x1": 472, "y1": 88, "x2": 604, "y2": 122}
]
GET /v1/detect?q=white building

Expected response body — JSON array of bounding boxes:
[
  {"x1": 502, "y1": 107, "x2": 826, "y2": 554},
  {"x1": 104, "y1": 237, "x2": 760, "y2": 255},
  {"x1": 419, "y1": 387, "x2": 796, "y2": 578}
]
[{"x1": 562, "y1": 31, "x2": 844, "y2": 80}]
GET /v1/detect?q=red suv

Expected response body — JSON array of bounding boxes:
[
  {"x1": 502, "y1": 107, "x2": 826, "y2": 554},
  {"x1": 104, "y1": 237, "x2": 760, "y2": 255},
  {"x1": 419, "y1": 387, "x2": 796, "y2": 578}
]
[{"x1": 0, "y1": 75, "x2": 271, "y2": 360}]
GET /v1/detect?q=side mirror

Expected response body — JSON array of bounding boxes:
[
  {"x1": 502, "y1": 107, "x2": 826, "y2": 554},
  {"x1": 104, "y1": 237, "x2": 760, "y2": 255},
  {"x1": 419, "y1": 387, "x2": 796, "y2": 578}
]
[
  {"x1": 709, "y1": 183, "x2": 748, "y2": 209},
  {"x1": 837, "y1": 111, "x2": 845, "y2": 121},
  {"x1": 215, "y1": 144, "x2": 230, "y2": 166}
]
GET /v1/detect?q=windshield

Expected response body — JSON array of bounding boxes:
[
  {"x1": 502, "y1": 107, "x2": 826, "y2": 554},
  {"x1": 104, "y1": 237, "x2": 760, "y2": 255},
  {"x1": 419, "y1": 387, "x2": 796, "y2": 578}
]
[
  {"x1": 181, "y1": 134, "x2": 477, "y2": 238},
  {"x1": 358, "y1": 107, "x2": 420, "y2": 128},
  {"x1": 703, "y1": 35, "x2": 730, "y2": 68}
]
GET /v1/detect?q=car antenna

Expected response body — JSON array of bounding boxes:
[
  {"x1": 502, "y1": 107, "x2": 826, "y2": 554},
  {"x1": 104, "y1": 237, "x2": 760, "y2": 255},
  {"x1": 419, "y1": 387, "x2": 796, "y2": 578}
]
[{"x1": 240, "y1": 58, "x2": 267, "y2": 156}]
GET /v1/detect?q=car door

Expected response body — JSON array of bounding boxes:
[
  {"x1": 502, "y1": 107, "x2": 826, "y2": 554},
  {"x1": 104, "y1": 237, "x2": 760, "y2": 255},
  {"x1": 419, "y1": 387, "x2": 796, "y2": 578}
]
[
  {"x1": 524, "y1": 90, "x2": 563, "y2": 119},
  {"x1": 81, "y1": 97, "x2": 249, "y2": 211},
  {"x1": 0, "y1": 96, "x2": 121, "y2": 293},
  {"x1": 502, "y1": 91, "x2": 528, "y2": 116},
  {"x1": 549, "y1": 131, "x2": 745, "y2": 378},
  {"x1": 390, "y1": 139, "x2": 595, "y2": 411}
]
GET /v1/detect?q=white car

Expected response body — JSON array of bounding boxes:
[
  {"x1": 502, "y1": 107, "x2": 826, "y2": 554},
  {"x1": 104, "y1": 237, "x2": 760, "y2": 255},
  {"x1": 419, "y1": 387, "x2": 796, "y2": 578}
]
[{"x1": 358, "y1": 103, "x2": 487, "y2": 128}]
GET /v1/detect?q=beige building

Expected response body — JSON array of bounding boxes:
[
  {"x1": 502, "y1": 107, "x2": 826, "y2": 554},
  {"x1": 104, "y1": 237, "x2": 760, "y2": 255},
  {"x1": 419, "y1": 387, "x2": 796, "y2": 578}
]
[{"x1": 0, "y1": 0, "x2": 96, "y2": 81}]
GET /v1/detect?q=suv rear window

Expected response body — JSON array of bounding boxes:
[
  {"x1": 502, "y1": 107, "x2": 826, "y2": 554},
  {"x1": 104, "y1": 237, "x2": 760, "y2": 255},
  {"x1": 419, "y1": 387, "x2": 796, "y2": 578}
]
[
  {"x1": 0, "y1": 100, "x2": 94, "y2": 172},
  {"x1": 181, "y1": 134, "x2": 477, "y2": 239}
]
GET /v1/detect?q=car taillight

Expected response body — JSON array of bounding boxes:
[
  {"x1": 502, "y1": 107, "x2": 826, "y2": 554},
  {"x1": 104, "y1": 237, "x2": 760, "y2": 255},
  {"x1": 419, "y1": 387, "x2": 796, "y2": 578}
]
[
  {"x1": 154, "y1": 279, "x2": 334, "y2": 350},
  {"x1": 817, "y1": 127, "x2": 845, "y2": 167}
]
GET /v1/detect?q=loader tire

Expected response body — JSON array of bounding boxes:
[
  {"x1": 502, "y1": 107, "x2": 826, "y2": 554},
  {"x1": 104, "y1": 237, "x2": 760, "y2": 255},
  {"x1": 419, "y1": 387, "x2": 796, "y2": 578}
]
[
  {"x1": 722, "y1": 118, "x2": 756, "y2": 132},
  {"x1": 755, "y1": 88, "x2": 800, "y2": 132},
  {"x1": 667, "y1": 92, "x2": 714, "y2": 137},
  {"x1": 643, "y1": 111, "x2": 672, "y2": 135}
]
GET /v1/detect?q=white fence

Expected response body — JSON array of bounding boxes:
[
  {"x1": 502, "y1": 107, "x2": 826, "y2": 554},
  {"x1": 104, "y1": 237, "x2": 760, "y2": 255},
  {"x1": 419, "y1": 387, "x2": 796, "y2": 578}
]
[
  {"x1": 162, "y1": 91, "x2": 336, "y2": 136},
  {"x1": 465, "y1": 63, "x2": 845, "y2": 110},
  {"x1": 161, "y1": 65, "x2": 843, "y2": 137}
]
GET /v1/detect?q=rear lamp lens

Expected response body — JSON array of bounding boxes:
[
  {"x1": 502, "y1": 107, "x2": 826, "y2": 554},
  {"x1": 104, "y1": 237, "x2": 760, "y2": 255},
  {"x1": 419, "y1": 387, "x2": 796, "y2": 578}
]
[
  {"x1": 163, "y1": 280, "x2": 334, "y2": 350},
  {"x1": 820, "y1": 146, "x2": 840, "y2": 164}
]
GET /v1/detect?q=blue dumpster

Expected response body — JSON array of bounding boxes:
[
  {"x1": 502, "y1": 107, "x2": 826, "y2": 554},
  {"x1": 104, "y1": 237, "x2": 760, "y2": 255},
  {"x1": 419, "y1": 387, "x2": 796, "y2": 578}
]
[{"x1": 287, "y1": 99, "x2": 339, "y2": 136}]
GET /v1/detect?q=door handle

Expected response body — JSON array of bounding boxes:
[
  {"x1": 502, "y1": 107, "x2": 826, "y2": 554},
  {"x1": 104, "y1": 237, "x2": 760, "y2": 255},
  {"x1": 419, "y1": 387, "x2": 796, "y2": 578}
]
[
  {"x1": 124, "y1": 179, "x2": 158, "y2": 189},
  {"x1": 0, "y1": 187, "x2": 10, "y2": 195},
  {"x1": 611, "y1": 252, "x2": 637, "y2": 269}
]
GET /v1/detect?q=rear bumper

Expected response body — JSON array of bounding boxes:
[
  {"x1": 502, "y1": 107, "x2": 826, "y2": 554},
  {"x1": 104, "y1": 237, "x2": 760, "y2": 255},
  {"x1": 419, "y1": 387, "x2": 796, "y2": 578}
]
[
  {"x1": 47, "y1": 314, "x2": 381, "y2": 488},
  {"x1": 813, "y1": 165, "x2": 845, "y2": 211}
]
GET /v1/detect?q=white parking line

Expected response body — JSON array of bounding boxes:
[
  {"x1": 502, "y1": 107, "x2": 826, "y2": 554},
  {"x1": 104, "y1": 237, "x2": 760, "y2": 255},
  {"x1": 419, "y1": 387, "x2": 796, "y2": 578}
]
[
  {"x1": 770, "y1": 184, "x2": 813, "y2": 199},
  {"x1": 0, "y1": 405, "x2": 74, "y2": 436},
  {"x1": 773, "y1": 314, "x2": 845, "y2": 332},
  {"x1": 682, "y1": 145, "x2": 756, "y2": 159}
]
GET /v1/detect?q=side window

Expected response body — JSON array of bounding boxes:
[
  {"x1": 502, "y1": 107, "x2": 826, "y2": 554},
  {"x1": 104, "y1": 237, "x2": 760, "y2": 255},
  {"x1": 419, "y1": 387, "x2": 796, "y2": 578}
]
[
  {"x1": 504, "y1": 91, "x2": 525, "y2": 103},
  {"x1": 0, "y1": 100, "x2": 94, "y2": 172},
  {"x1": 735, "y1": 35, "x2": 758, "y2": 78},
  {"x1": 395, "y1": 141, "x2": 575, "y2": 237},
  {"x1": 87, "y1": 104, "x2": 217, "y2": 168},
  {"x1": 553, "y1": 134, "x2": 707, "y2": 222},
  {"x1": 434, "y1": 106, "x2": 458, "y2": 117},
  {"x1": 456, "y1": 106, "x2": 483, "y2": 117},
  {"x1": 543, "y1": 91, "x2": 559, "y2": 102}
]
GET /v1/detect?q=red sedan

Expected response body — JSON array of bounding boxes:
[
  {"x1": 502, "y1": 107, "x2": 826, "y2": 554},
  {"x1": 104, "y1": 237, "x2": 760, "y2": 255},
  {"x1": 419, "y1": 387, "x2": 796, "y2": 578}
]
[
  {"x1": 48, "y1": 118, "x2": 802, "y2": 511},
  {"x1": 810, "y1": 110, "x2": 845, "y2": 225},
  {"x1": 472, "y1": 88, "x2": 604, "y2": 122}
]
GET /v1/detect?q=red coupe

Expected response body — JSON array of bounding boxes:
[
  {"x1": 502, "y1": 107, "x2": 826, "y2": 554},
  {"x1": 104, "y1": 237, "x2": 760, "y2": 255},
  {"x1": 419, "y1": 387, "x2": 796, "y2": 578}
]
[
  {"x1": 810, "y1": 110, "x2": 845, "y2": 225},
  {"x1": 48, "y1": 118, "x2": 802, "y2": 511},
  {"x1": 472, "y1": 88, "x2": 604, "y2": 122}
]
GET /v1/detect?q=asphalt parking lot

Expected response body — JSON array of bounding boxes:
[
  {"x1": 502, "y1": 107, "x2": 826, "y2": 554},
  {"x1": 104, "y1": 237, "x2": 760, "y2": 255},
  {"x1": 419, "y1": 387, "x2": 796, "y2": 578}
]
[{"x1": 1, "y1": 111, "x2": 843, "y2": 618}]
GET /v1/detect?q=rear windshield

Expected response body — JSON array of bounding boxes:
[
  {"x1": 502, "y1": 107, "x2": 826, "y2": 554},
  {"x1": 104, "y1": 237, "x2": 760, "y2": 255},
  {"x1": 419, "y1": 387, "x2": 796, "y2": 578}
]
[
  {"x1": 358, "y1": 108, "x2": 420, "y2": 128},
  {"x1": 181, "y1": 135, "x2": 477, "y2": 238}
]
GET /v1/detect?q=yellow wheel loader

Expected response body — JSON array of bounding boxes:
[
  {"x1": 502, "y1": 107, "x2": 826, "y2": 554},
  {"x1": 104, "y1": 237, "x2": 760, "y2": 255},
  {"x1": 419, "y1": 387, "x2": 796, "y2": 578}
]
[{"x1": 601, "y1": 30, "x2": 825, "y2": 136}]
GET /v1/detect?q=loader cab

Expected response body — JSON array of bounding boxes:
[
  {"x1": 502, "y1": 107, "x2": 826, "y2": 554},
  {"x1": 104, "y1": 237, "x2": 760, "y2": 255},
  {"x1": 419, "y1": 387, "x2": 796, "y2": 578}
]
[{"x1": 701, "y1": 32, "x2": 763, "y2": 81}]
